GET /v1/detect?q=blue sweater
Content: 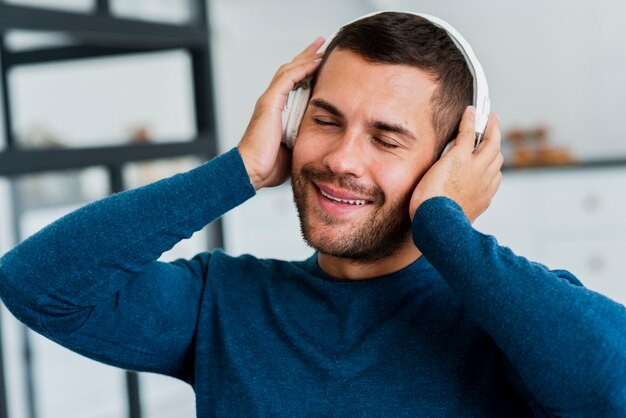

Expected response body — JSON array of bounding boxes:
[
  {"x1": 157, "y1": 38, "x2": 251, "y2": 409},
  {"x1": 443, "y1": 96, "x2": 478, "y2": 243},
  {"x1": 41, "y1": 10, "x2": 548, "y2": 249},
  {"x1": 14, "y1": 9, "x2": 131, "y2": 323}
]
[{"x1": 0, "y1": 149, "x2": 625, "y2": 417}]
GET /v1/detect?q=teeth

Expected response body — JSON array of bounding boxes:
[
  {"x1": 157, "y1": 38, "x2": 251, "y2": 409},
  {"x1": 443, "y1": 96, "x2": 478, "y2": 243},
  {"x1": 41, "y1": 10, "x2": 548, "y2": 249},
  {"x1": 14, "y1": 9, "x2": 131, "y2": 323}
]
[{"x1": 320, "y1": 188, "x2": 368, "y2": 205}]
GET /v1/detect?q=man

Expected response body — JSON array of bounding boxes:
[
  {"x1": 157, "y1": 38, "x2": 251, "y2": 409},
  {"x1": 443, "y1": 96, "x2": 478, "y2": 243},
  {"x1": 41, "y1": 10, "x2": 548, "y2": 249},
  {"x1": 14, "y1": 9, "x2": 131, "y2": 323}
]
[{"x1": 0, "y1": 11, "x2": 625, "y2": 417}]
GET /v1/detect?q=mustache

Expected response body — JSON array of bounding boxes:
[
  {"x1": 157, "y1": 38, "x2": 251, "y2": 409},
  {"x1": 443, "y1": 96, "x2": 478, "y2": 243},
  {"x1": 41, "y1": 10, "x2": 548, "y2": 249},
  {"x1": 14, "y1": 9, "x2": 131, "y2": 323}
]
[{"x1": 300, "y1": 165, "x2": 385, "y2": 204}]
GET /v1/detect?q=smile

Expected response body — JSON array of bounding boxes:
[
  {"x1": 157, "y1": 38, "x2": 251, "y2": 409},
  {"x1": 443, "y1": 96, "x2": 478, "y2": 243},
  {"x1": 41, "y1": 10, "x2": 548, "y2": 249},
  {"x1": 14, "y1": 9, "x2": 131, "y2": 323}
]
[
  {"x1": 314, "y1": 182, "x2": 374, "y2": 207},
  {"x1": 319, "y1": 188, "x2": 368, "y2": 205},
  {"x1": 311, "y1": 182, "x2": 375, "y2": 218}
]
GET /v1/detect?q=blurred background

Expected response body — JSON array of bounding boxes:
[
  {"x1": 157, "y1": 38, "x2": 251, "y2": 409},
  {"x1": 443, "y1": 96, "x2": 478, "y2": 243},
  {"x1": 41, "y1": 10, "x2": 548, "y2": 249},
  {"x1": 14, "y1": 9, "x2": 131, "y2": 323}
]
[{"x1": 0, "y1": 0, "x2": 625, "y2": 417}]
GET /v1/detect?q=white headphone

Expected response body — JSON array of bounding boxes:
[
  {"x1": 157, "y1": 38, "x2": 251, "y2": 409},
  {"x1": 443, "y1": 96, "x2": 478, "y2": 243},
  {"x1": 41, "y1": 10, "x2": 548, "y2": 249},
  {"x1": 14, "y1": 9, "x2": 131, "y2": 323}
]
[{"x1": 281, "y1": 11, "x2": 490, "y2": 150}]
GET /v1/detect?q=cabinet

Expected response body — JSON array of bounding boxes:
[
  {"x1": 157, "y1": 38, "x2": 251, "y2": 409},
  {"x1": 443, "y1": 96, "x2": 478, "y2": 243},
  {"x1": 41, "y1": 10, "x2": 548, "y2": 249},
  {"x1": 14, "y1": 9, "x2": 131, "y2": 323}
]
[
  {"x1": 0, "y1": 1, "x2": 215, "y2": 417},
  {"x1": 475, "y1": 166, "x2": 626, "y2": 305}
]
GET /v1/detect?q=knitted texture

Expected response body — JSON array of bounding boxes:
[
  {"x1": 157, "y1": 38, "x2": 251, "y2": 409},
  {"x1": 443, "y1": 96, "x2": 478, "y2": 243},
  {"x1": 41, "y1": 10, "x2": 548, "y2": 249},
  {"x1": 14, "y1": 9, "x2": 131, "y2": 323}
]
[{"x1": 1, "y1": 148, "x2": 624, "y2": 417}]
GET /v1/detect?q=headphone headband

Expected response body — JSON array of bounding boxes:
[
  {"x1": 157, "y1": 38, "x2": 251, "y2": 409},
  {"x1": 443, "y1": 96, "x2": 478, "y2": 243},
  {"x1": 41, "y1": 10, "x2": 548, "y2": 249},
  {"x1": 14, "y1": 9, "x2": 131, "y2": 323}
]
[{"x1": 281, "y1": 11, "x2": 491, "y2": 149}]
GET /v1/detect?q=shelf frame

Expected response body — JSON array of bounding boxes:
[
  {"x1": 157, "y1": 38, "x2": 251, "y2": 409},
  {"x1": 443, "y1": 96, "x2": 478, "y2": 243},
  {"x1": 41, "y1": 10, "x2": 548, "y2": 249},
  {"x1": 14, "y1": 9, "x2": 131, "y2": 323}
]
[
  {"x1": 0, "y1": 3, "x2": 208, "y2": 48},
  {"x1": 0, "y1": 2, "x2": 219, "y2": 418},
  {"x1": 0, "y1": 140, "x2": 213, "y2": 176}
]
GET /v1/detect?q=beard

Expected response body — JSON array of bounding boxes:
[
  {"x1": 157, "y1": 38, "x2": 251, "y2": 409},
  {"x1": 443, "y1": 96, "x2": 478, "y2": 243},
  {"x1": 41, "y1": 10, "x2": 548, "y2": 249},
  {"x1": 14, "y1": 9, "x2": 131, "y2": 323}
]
[{"x1": 291, "y1": 164, "x2": 413, "y2": 262}]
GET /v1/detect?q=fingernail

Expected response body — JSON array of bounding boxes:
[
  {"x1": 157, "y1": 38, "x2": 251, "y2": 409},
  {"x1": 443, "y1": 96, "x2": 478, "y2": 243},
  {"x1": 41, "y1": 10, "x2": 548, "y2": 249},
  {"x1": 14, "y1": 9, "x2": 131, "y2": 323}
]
[{"x1": 468, "y1": 105, "x2": 476, "y2": 115}]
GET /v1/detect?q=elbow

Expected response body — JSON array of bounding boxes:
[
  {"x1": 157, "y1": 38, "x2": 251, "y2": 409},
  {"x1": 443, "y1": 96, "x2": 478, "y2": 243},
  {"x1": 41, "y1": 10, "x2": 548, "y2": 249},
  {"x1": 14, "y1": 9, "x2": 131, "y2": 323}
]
[
  {"x1": 0, "y1": 266, "x2": 45, "y2": 333},
  {"x1": 0, "y1": 260, "x2": 91, "y2": 339}
]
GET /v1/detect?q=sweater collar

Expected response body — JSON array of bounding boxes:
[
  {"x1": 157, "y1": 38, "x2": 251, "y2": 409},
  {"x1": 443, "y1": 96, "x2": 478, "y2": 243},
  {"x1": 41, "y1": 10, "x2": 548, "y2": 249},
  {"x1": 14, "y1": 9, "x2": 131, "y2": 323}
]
[{"x1": 299, "y1": 252, "x2": 434, "y2": 286}]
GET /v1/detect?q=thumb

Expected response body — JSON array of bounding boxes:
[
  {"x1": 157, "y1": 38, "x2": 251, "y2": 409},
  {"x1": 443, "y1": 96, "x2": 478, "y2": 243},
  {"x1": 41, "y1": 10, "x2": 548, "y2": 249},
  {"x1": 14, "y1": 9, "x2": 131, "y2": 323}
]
[{"x1": 454, "y1": 106, "x2": 477, "y2": 152}]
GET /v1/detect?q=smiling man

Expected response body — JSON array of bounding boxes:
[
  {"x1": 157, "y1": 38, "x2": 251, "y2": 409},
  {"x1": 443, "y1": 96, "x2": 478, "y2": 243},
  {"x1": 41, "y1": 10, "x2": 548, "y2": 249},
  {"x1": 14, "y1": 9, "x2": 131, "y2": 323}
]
[
  {"x1": 1, "y1": 11, "x2": 625, "y2": 418},
  {"x1": 291, "y1": 49, "x2": 437, "y2": 272}
]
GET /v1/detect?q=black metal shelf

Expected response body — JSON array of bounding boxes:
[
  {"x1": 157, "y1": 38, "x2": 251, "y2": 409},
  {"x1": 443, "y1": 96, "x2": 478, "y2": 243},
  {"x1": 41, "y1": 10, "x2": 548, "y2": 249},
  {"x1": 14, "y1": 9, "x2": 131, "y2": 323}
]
[
  {"x1": 0, "y1": 0, "x2": 217, "y2": 173},
  {"x1": 0, "y1": 3, "x2": 207, "y2": 48},
  {"x1": 3, "y1": 44, "x2": 173, "y2": 67},
  {"x1": 0, "y1": 139, "x2": 213, "y2": 176},
  {"x1": 0, "y1": 2, "x2": 218, "y2": 418},
  {"x1": 503, "y1": 158, "x2": 626, "y2": 173}
]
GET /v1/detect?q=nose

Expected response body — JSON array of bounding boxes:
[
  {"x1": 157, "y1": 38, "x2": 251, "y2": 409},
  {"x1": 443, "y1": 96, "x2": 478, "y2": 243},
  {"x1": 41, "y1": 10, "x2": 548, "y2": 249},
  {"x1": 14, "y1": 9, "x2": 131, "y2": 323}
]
[{"x1": 322, "y1": 128, "x2": 366, "y2": 177}]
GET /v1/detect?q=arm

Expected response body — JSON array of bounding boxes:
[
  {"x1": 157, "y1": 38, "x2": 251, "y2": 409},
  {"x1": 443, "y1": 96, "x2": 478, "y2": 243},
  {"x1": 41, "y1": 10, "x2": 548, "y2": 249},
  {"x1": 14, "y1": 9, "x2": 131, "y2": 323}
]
[
  {"x1": 0, "y1": 38, "x2": 324, "y2": 381},
  {"x1": 0, "y1": 149, "x2": 255, "y2": 380},
  {"x1": 413, "y1": 197, "x2": 626, "y2": 416},
  {"x1": 410, "y1": 108, "x2": 626, "y2": 416}
]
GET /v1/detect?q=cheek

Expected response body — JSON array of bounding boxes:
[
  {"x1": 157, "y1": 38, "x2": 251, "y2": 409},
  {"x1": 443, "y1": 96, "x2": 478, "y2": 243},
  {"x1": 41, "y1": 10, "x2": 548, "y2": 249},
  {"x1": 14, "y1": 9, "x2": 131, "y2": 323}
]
[
  {"x1": 377, "y1": 161, "x2": 431, "y2": 201},
  {"x1": 293, "y1": 129, "x2": 326, "y2": 167},
  {"x1": 291, "y1": 137, "x2": 310, "y2": 170},
  {"x1": 380, "y1": 173, "x2": 413, "y2": 201}
]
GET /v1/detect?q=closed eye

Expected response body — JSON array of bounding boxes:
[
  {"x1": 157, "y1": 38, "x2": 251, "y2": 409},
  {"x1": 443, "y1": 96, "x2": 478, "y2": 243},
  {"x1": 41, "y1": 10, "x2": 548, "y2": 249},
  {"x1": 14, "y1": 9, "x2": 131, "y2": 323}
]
[
  {"x1": 313, "y1": 117, "x2": 339, "y2": 127},
  {"x1": 371, "y1": 136, "x2": 399, "y2": 149}
]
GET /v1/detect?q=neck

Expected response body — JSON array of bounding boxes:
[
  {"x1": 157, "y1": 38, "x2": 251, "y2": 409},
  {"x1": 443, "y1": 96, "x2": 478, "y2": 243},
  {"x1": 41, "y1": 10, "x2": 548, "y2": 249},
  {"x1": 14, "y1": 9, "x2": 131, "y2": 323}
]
[{"x1": 317, "y1": 240, "x2": 422, "y2": 281}]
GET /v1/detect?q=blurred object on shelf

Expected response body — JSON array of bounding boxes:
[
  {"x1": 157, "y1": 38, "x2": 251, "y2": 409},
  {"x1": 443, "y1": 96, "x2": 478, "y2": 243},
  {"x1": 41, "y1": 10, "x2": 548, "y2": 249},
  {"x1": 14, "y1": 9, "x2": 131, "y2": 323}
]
[
  {"x1": 16, "y1": 125, "x2": 64, "y2": 149},
  {"x1": 504, "y1": 125, "x2": 575, "y2": 167},
  {"x1": 129, "y1": 125, "x2": 152, "y2": 145},
  {"x1": 125, "y1": 125, "x2": 200, "y2": 189},
  {"x1": 10, "y1": 49, "x2": 196, "y2": 150}
]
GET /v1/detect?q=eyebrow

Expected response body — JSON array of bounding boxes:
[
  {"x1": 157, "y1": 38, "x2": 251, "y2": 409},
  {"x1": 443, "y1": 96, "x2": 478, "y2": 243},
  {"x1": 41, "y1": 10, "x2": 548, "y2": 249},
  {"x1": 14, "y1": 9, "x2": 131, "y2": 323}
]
[
  {"x1": 310, "y1": 98, "x2": 344, "y2": 118},
  {"x1": 309, "y1": 98, "x2": 417, "y2": 142},
  {"x1": 371, "y1": 121, "x2": 417, "y2": 143}
]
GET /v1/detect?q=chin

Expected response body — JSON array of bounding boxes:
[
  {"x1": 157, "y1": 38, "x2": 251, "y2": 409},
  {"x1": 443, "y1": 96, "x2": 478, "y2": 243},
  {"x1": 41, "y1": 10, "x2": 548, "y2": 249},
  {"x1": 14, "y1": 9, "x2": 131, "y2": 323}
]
[
  {"x1": 299, "y1": 209, "x2": 413, "y2": 262},
  {"x1": 292, "y1": 162, "x2": 413, "y2": 262}
]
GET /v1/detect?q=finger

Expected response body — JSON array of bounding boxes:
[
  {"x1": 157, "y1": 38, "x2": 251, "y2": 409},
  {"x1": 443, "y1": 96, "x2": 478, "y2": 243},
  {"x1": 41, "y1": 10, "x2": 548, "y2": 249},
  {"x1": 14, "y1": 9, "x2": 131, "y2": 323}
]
[
  {"x1": 265, "y1": 57, "x2": 322, "y2": 103},
  {"x1": 264, "y1": 50, "x2": 323, "y2": 93},
  {"x1": 489, "y1": 170, "x2": 503, "y2": 197},
  {"x1": 477, "y1": 113, "x2": 501, "y2": 148},
  {"x1": 475, "y1": 113, "x2": 501, "y2": 160},
  {"x1": 295, "y1": 37, "x2": 326, "y2": 59},
  {"x1": 282, "y1": 52, "x2": 323, "y2": 76},
  {"x1": 272, "y1": 48, "x2": 323, "y2": 84},
  {"x1": 486, "y1": 113, "x2": 501, "y2": 145},
  {"x1": 454, "y1": 106, "x2": 477, "y2": 152},
  {"x1": 484, "y1": 152, "x2": 504, "y2": 180}
]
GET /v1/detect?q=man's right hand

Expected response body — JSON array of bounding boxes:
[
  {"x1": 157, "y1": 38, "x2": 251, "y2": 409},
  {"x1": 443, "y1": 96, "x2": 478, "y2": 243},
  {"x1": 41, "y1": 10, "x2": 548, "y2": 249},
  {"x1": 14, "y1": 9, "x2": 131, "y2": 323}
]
[{"x1": 237, "y1": 37, "x2": 325, "y2": 191}]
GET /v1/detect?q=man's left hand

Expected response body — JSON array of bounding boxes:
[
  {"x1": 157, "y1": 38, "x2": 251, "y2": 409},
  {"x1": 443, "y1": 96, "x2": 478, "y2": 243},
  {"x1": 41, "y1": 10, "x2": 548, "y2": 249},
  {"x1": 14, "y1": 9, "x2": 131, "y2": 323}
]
[{"x1": 409, "y1": 106, "x2": 503, "y2": 224}]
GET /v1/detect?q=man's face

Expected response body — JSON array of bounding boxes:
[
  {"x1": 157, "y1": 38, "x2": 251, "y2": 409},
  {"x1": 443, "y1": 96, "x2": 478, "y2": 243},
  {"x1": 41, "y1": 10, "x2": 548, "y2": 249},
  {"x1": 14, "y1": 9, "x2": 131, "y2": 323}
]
[{"x1": 291, "y1": 49, "x2": 439, "y2": 261}]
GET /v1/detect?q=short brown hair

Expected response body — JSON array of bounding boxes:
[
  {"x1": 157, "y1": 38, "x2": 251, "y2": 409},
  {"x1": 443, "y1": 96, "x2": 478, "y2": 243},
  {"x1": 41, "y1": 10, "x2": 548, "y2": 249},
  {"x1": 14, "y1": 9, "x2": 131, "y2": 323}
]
[{"x1": 313, "y1": 12, "x2": 473, "y2": 154}]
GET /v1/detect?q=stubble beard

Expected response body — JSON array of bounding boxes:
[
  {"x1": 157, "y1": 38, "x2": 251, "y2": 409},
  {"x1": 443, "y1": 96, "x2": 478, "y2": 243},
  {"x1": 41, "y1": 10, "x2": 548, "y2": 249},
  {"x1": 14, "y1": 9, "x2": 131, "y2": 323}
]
[{"x1": 291, "y1": 164, "x2": 413, "y2": 262}]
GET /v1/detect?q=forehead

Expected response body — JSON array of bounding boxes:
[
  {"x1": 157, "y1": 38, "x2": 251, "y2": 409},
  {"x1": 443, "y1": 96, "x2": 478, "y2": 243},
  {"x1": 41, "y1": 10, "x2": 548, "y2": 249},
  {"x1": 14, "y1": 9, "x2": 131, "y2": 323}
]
[{"x1": 312, "y1": 49, "x2": 438, "y2": 133}]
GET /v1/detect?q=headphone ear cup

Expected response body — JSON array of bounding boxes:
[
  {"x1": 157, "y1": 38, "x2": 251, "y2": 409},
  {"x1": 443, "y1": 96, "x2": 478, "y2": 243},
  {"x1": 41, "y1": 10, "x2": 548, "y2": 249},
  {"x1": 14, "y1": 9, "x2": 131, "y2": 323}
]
[{"x1": 281, "y1": 81, "x2": 312, "y2": 149}]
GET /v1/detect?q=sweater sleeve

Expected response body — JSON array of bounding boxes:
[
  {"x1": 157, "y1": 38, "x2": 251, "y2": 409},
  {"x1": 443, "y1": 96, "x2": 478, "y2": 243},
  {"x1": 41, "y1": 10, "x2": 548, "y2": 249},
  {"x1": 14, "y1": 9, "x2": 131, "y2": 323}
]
[
  {"x1": 412, "y1": 197, "x2": 626, "y2": 417},
  {"x1": 0, "y1": 148, "x2": 255, "y2": 381}
]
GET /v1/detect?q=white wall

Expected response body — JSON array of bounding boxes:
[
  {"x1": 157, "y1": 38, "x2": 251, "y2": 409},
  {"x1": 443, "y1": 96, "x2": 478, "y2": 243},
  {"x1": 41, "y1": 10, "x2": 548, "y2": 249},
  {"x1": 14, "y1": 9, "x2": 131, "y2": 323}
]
[
  {"x1": 211, "y1": 0, "x2": 626, "y2": 159},
  {"x1": 209, "y1": 0, "x2": 626, "y2": 258}
]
